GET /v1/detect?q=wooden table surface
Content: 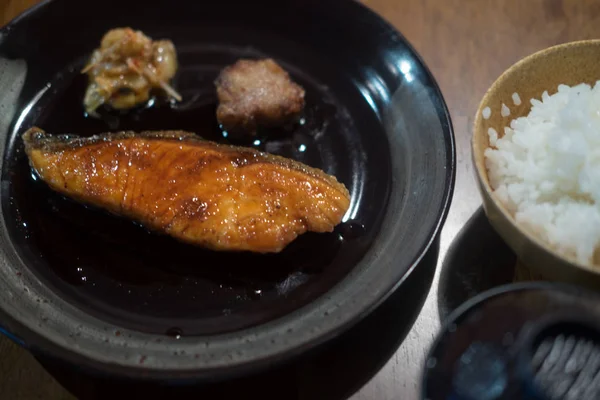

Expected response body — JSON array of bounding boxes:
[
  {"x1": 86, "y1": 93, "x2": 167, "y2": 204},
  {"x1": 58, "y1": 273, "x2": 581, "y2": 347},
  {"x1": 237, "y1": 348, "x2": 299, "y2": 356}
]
[{"x1": 1, "y1": 0, "x2": 599, "y2": 399}]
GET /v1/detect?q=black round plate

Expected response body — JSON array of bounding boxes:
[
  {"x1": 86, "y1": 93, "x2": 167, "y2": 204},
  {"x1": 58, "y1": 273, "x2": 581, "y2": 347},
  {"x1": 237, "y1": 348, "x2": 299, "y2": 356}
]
[{"x1": 0, "y1": 0, "x2": 455, "y2": 380}]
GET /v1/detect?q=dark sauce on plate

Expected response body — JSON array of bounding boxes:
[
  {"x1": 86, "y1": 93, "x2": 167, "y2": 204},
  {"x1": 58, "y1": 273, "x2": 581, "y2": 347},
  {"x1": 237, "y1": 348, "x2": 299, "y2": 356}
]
[{"x1": 3, "y1": 53, "x2": 371, "y2": 336}]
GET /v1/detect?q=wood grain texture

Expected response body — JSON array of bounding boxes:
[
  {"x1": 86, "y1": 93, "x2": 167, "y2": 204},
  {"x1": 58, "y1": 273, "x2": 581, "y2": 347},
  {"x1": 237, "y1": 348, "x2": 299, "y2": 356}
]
[
  {"x1": 2, "y1": 0, "x2": 600, "y2": 399},
  {"x1": 356, "y1": 1, "x2": 600, "y2": 400},
  {"x1": 0, "y1": 338, "x2": 75, "y2": 399},
  {"x1": 0, "y1": 0, "x2": 37, "y2": 26}
]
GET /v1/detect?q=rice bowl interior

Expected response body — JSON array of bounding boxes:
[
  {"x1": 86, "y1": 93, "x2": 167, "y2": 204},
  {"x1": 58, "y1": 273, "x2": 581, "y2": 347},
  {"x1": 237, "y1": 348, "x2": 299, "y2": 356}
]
[
  {"x1": 485, "y1": 82, "x2": 600, "y2": 267},
  {"x1": 473, "y1": 40, "x2": 600, "y2": 286}
]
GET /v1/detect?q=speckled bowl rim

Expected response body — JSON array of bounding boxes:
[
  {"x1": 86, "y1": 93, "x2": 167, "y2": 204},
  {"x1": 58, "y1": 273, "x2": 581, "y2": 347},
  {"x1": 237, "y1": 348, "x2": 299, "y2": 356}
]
[{"x1": 473, "y1": 39, "x2": 600, "y2": 275}]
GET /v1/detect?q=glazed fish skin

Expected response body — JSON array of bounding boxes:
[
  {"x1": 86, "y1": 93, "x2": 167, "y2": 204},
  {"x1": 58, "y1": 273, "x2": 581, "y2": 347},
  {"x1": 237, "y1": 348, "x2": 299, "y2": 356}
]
[{"x1": 22, "y1": 127, "x2": 350, "y2": 253}]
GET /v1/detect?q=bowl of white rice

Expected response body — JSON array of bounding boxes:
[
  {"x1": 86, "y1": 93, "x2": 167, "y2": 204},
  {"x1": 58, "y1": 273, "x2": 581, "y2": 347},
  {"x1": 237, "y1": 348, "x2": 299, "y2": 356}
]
[{"x1": 473, "y1": 40, "x2": 600, "y2": 287}]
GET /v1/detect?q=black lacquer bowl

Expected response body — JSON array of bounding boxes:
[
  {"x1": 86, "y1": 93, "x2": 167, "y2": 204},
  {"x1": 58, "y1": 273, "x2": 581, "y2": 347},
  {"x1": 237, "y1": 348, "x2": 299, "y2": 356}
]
[{"x1": 0, "y1": 0, "x2": 455, "y2": 381}]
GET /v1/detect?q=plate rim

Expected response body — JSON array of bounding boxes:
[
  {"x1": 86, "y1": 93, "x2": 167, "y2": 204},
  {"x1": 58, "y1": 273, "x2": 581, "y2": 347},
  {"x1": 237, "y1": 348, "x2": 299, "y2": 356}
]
[{"x1": 0, "y1": 0, "x2": 456, "y2": 380}]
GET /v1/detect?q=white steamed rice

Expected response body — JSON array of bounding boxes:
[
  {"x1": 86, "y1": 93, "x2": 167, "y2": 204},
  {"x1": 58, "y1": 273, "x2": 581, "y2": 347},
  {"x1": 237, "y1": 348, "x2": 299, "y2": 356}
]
[{"x1": 484, "y1": 82, "x2": 600, "y2": 265}]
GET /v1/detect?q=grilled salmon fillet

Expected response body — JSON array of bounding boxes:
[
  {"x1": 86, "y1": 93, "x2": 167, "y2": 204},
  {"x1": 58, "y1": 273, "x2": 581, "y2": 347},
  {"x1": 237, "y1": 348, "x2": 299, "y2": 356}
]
[{"x1": 22, "y1": 127, "x2": 350, "y2": 253}]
